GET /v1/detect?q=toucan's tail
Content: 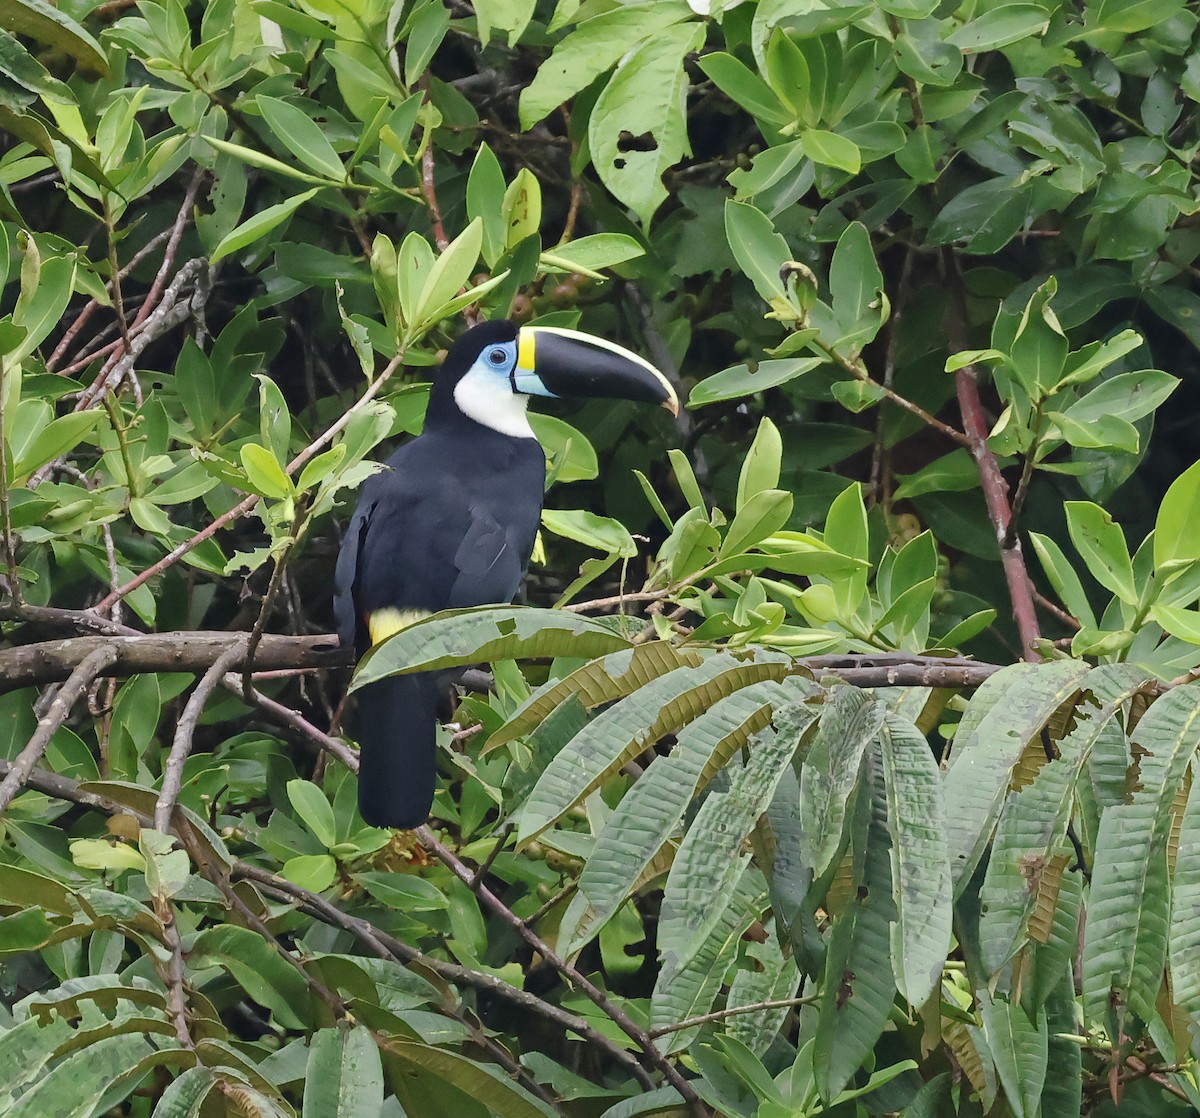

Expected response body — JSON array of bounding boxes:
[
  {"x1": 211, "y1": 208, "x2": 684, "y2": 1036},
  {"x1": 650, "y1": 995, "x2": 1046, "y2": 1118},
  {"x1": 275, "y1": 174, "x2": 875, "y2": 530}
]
[{"x1": 350, "y1": 672, "x2": 439, "y2": 829}]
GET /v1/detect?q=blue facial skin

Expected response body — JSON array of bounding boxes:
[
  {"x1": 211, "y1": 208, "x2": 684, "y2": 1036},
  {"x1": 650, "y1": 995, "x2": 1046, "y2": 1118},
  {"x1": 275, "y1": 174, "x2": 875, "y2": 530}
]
[{"x1": 474, "y1": 337, "x2": 560, "y2": 399}]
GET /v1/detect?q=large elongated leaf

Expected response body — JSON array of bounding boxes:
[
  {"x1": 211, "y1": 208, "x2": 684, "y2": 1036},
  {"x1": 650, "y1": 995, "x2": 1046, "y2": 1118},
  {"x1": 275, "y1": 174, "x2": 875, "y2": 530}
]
[
  {"x1": 6, "y1": 1032, "x2": 163, "y2": 1118},
  {"x1": 303, "y1": 1025, "x2": 383, "y2": 1118},
  {"x1": 0, "y1": 1015, "x2": 73, "y2": 1104},
  {"x1": 488, "y1": 642, "x2": 702, "y2": 750},
  {"x1": 382, "y1": 1036, "x2": 557, "y2": 1118},
  {"x1": 352, "y1": 607, "x2": 632, "y2": 688},
  {"x1": 980, "y1": 994, "x2": 1048, "y2": 1118},
  {"x1": 725, "y1": 921, "x2": 800, "y2": 1055},
  {"x1": 658, "y1": 701, "x2": 818, "y2": 974},
  {"x1": 1081, "y1": 801, "x2": 1170, "y2": 1025},
  {"x1": 799, "y1": 687, "x2": 884, "y2": 878},
  {"x1": 979, "y1": 667, "x2": 1148, "y2": 981},
  {"x1": 1169, "y1": 777, "x2": 1200, "y2": 1018},
  {"x1": 813, "y1": 755, "x2": 896, "y2": 1102},
  {"x1": 190, "y1": 925, "x2": 313, "y2": 1030},
  {"x1": 879, "y1": 713, "x2": 951, "y2": 1008},
  {"x1": 563, "y1": 676, "x2": 815, "y2": 954},
  {"x1": 942, "y1": 660, "x2": 1090, "y2": 892},
  {"x1": 651, "y1": 871, "x2": 765, "y2": 1054},
  {"x1": 518, "y1": 651, "x2": 795, "y2": 841}
]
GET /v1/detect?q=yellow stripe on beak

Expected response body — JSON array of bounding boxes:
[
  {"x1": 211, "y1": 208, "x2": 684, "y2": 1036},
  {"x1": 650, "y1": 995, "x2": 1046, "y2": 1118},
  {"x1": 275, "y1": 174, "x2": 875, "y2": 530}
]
[
  {"x1": 517, "y1": 327, "x2": 537, "y2": 373},
  {"x1": 367, "y1": 607, "x2": 431, "y2": 645}
]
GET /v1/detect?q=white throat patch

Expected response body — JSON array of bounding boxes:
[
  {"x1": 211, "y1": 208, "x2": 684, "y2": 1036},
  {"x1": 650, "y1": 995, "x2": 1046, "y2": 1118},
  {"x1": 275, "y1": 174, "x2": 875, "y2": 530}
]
[{"x1": 453, "y1": 364, "x2": 535, "y2": 438}]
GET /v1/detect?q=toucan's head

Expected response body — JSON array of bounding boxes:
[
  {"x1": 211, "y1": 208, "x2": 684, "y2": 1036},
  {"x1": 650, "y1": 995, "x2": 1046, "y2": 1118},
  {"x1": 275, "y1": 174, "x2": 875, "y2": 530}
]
[{"x1": 425, "y1": 319, "x2": 679, "y2": 437}]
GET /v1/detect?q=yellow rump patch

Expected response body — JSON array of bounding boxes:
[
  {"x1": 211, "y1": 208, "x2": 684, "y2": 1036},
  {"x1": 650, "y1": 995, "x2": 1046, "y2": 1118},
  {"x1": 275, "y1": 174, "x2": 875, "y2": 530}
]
[
  {"x1": 368, "y1": 607, "x2": 431, "y2": 644},
  {"x1": 517, "y1": 328, "x2": 537, "y2": 372}
]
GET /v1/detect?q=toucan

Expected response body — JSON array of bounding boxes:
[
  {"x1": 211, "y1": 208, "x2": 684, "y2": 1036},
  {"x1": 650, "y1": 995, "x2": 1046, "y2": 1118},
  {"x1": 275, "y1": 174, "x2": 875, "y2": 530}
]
[{"x1": 334, "y1": 319, "x2": 678, "y2": 828}]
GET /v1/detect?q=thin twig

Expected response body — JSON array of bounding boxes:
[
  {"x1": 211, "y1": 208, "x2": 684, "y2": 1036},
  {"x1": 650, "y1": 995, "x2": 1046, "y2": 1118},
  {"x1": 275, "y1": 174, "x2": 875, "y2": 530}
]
[
  {"x1": 0, "y1": 351, "x2": 19, "y2": 601},
  {"x1": 92, "y1": 348, "x2": 407, "y2": 613},
  {"x1": 0, "y1": 645, "x2": 119, "y2": 813},
  {"x1": 817, "y1": 338, "x2": 970, "y2": 449},
  {"x1": 562, "y1": 589, "x2": 671, "y2": 614},
  {"x1": 647, "y1": 994, "x2": 814, "y2": 1038},
  {"x1": 417, "y1": 827, "x2": 708, "y2": 1116},
  {"x1": 156, "y1": 642, "x2": 248, "y2": 831}
]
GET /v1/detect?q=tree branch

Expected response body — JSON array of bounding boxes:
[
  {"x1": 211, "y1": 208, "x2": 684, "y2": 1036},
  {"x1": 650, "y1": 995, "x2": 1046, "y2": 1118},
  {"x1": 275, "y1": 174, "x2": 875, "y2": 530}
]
[
  {"x1": 156, "y1": 642, "x2": 249, "y2": 831},
  {"x1": 0, "y1": 645, "x2": 119, "y2": 812},
  {"x1": 943, "y1": 251, "x2": 1041, "y2": 661},
  {"x1": 0, "y1": 632, "x2": 347, "y2": 694}
]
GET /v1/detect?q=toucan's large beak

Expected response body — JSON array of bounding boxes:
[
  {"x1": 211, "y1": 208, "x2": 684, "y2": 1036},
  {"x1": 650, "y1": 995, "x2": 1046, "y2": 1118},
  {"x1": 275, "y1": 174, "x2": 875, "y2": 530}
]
[{"x1": 512, "y1": 325, "x2": 680, "y2": 417}]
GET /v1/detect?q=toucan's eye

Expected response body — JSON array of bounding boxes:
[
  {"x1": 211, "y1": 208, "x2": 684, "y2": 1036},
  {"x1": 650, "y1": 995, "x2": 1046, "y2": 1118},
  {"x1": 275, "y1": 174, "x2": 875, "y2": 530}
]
[{"x1": 487, "y1": 347, "x2": 507, "y2": 366}]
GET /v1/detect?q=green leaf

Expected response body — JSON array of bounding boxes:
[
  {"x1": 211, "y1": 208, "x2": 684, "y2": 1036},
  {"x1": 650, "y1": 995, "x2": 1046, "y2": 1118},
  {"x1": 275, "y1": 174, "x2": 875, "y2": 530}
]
[
  {"x1": 799, "y1": 128, "x2": 861, "y2": 174},
  {"x1": 287, "y1": 779, "x2": 337, "y2": 848},
  {"x1": 828, "y1": 222, "x2": 882, "y2": 343},
  {"x1": 488, "y1": 642, "x2": 702, "y2": 750},
  {"x1": 191, "y1": 925, "x2": 313, "y2": 1029},
  {"x1": 724, "y1": 200, "x2": 791, "y2": 309},
  {"x1": 979, "y1": 994, "x2": 1047, "y2": 1118},
  {"x1": 800, "y1": 688, "x2": 883, "y2": 878},
  {"x1": 519, "y1": 650, "x2": 796, "y2": 842},
  {"x1": 466, "y1": 143, "x2": 506, "y2": 267},
  {"x1": 282, "y1": 854, "x2": 337, "y2": 893},
  {"x1": 255, "y1": 374, "x2": 291, "y2": 466},
  {"x1": 0, "y1": 1015, "x2": 73, "y2": 1103},
  {"x1": 11, "y1": 410, "x2": 102, "y2": 480},
  {"x1": 239, "y1": 442, "x2": 294, "y2": 500},
  {"x1": 1155, "y1": 459, "x2": 1200, "y2": 568},
  {"x1": 824, "y1": 482, "x2": 869, "y2": 617},
  {"x1": 304, "y1": 1025, "x2": 384, "y2": 1118},
  {"x1": 353, "y1": 607, "x2": 632, "y2": 689},
  {"x1": 1064, "y1": 501, "x2": 1137, "y2": 605},
  {"x1": 1061, "y1": 369, "x2": 1177, "y2": 427},
  {"x1": 0, "y1": 0, "x2": 107, "y2": 75},
  {"x1": 150, "y1": 1066, "x2": 218, "y2": 1118},
  {"x1": 385, "y1": 1037, "x2": 557, "y2": 1118},
  {"x1": 697, "y1": 52, "x2": 789, "y2": 124},
  {"x1": 946, "y1": 6, "x2": 1050, "y2": 52},
  {"x1": 978, "y1": 668, "x2": 1146, "y2": 980},
  {"x1": 737, "y1": 418, "x2": 782, "y2": 510},
  {"x1": 814, "y1": 763, "x2": 896, "y2": 1101},
  {"x1": 942, "y1": 660, "x2": 1090, "y2": 892},
  {"x1": 205, "y1": 136, "x2": 334, "y2": 186},
  {"x1": 1169, "y1": 777, "x2": 1200, "y2": 1017},
  {"x1": 529, "y1": 413, "x2": 598, "y2": 483},
  {"x1": 518, "y1": 3, "x2": 691, "y2": 129},
  {"x1": 541, "y1": 508, "x2": 637, "y2": 557},
  {"x1": 1080, "y1": 801, "x2": 1169, "y2": 1027},
  {"x1": 353, "y1": 871, "x2": 448, "y2": 911},
  {"x1": 210, "y1": 188, "x2": 320, "y2": 264},
  {"x1": 652, "y1": 873, "x2": 765, "y2": 1053},
  {"x1": 688, "y1": 356, "x2": 824, "y2": 407},
  {"x1": 658, "y1": 701, "x2": 817, "y2": 974},
  {"x1": 1029, "y1": 532, "x2": 1098, "y2": 629},
  {"x1": 414, "y1": 218, "x2": 484, "y2": 328},
  {"x1": 6, "y1": 1032, "x2": 163, "y2": 1118},
  {"x1": 879, "y1": 713, "x2": 951, "y2": 1008},
  {"x1": 539, "y1": 233, "x2": 645, "y2": 277},
  {"x1": 720, "y1": 488, "x2": 793, "y2": 558},
  {"x1": 589, "y1": 23, "x2": 704, "y2": 225},
  {"x1": 11, "y1": 250, "x2": 75, "y2": 364},
  {"x1": 405, "y1": 0, "x2": 452, "y2": 86},
  {"x1": 257, "y1": 96, "x2": 345, "y2": 182}
]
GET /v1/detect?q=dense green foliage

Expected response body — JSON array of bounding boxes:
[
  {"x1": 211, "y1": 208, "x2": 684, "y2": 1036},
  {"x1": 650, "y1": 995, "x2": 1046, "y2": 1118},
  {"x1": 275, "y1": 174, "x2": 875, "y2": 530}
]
[{"x1": 4, "y1": 0, "x2": 1200, "y2": 1114}]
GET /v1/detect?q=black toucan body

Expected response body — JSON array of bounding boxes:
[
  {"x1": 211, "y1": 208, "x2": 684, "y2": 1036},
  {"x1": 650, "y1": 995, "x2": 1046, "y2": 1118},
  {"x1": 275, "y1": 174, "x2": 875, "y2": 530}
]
[{"x1": 334, "y1": 319, "x2": 678, "y2": 828}]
